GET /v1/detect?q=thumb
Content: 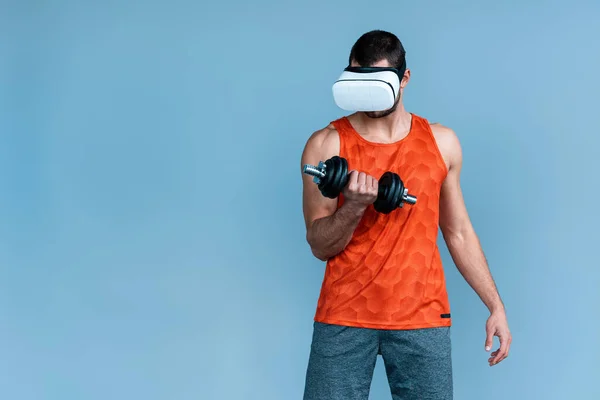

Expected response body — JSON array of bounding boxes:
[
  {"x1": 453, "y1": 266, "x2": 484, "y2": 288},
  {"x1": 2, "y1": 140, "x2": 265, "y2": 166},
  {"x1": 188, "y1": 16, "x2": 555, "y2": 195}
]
[{"x1": 485, "y1": 329, "x2": 494, "y2": 352}]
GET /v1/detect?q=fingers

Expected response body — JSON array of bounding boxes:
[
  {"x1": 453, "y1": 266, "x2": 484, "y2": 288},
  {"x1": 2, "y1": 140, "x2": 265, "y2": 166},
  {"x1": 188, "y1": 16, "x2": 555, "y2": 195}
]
[
  {"x1": 487, "y1": 349, "x2": 499, "y2": 364},
  {"x1": 359, "y1": 173, "x2": 378, "y2": 198},
  {"x1": 347, "y1": 170, "x2": 358, "y2": 186},
  {"x1": 357, "y1": 172, "x2": 367, "y2": 187},
  {"x1": 490, "y1": 333, "x2": 511, "y2": 366},
  {"x1": 343, "y1": 170, "x2": 378, "y2": 205},
  {"x1": 346, "y1": 171, "x2": 377, "y2": 193},
  {"x1": 346, "y1": 171, "x2": 364, "y2": 193},
  {"x1": 488, "y1": 332, "x2": 512, "y2": 366}
]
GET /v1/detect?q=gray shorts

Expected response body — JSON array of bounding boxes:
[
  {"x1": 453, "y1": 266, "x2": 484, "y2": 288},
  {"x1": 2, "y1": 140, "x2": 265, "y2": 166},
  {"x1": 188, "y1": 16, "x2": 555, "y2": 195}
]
[{"x1": 303, "y1": 322, "x2": 453, "y2": 400}]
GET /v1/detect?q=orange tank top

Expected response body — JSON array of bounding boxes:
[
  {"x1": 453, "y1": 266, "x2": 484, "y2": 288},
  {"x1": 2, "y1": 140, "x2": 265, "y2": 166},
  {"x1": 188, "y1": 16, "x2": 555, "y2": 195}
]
[{"x1": 314, "y1": 113, "x2": 452, "y2": 330}]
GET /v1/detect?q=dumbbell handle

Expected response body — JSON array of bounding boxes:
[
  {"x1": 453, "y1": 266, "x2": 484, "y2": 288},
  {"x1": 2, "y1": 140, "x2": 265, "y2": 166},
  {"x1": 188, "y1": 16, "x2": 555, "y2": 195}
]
[{"x1": 303, "y1": 162, "x2": 417, "y2": 206}]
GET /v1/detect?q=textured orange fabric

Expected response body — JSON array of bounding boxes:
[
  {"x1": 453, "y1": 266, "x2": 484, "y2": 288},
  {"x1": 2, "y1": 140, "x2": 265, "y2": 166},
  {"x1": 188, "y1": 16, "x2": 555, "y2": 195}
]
[{"x1": 313, "y1": 113, "x2": 452, "y2": 330}]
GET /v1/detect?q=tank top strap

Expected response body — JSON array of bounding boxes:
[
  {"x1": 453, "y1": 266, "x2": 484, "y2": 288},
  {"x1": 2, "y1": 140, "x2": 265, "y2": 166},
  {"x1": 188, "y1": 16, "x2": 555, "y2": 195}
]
[
  {"x1": 330, "y1": 116, "x2": 353, "y2": 135},
  {"x1": 331, "y1": 116, "x2": 359, "y2": 156},
  {"x1": 407, "y1": 114, "x2": 448, "y2": 175},
  {"x1": 407, "y1": 114, "x2": 431, "y2": 140}
]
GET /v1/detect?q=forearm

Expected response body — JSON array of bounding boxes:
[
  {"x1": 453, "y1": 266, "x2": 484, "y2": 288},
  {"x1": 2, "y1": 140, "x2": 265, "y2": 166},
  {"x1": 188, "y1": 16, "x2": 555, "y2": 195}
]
[
  {"x1": 444, "y1": 229, "x2": 504, "y2": 313},
  {"x1": 307, "y1": 202, "x2": 366, "y2": 260}
]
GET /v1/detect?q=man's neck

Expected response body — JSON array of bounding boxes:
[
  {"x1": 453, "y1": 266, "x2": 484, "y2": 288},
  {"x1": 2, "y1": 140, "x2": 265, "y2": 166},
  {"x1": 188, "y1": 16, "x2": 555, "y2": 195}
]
[{"x1": 356, "y1": 105, "x2": 412, "y2": 142}]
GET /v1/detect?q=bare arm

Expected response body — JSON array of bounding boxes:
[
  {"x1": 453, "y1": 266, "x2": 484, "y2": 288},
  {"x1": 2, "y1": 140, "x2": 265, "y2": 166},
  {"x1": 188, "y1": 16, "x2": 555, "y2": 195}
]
[
  {"x1": 433, "y1": 123, "x2": 511, "y2": 365},
  {"x1": 434, "y1": 124, "x2": 503, "y2": 312},
  {"x1": 301, "y1": 126, "x2": 375, "y2": 261}
]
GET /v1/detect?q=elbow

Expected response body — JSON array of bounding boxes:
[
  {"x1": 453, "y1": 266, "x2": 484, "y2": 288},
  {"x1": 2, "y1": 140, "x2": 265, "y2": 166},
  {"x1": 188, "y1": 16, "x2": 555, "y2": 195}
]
[
  {"x1": 306, "y1": 231, "x2": 330, "y2": 261},
  {"x1": 443, "y1": 229, "x2": 465, "y2": 244},
  {"x1": 442, "y1": 224, "x2": 477, "y2": 252},
  {"x1": 441, "y1": 224, "x2": 469, "y2": 247},
  {"x1": 311, "y1": 248, "x2": 329, "y2": 262}
]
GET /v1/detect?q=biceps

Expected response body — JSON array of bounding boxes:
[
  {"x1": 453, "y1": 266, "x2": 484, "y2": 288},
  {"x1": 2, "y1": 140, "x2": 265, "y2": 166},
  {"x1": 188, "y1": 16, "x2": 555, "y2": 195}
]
[
  {"x1": 439, "y1": 172, "x2": 471, "y2": 236},
  {"x1": 302, "y1": 174, "x2": 338, "y2": 230}
]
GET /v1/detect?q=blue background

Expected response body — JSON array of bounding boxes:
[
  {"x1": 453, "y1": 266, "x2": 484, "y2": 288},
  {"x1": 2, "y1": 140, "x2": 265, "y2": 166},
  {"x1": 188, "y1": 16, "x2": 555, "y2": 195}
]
[{"x1": 2, "y1": 1, "x2": 599, "y2": 399}]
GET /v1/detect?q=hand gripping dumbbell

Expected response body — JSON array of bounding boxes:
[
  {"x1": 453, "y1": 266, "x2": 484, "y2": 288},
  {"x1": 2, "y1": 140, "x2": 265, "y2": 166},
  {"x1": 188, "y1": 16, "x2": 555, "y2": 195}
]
[{"x1": 302, "y1": 156, "x2": 417, "y2": 214}]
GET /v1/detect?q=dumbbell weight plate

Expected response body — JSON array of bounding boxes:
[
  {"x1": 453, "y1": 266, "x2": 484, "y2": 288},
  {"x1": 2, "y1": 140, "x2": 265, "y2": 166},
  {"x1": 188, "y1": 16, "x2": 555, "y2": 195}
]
[
  {"x1": 319, "y1": 156, "x2": 349, "y2": 199},
  {"x1": 374, "y1": 172, "x2": 404, "y2": 214}
]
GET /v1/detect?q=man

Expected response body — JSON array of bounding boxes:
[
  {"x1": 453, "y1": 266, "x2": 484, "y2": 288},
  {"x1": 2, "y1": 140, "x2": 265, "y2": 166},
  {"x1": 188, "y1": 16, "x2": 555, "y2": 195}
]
[{"x1": 300, "y1": 30, "x2": 511, "y2": 400}]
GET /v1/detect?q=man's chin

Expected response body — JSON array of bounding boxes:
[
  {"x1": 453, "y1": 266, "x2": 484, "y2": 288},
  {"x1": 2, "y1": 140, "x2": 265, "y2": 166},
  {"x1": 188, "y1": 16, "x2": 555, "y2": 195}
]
[{"x1": 365, "y1": 110, "x2": 393, "y2": 119}]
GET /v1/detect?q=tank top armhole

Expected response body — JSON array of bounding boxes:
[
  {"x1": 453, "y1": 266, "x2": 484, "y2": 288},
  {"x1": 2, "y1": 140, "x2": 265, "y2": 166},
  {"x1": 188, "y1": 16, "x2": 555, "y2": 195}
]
[
  {"x1": 421, "y1": 119, "x2": 449, "y2": 179},
  {"x1": 330, "y1": 117, "x2": 347, "y2": 158}
]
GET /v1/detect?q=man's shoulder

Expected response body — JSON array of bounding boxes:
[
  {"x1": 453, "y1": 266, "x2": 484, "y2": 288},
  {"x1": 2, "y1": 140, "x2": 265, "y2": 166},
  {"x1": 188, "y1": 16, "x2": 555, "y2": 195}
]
[
  {"x1": 305, "y1": 122, "x2": 340, "y2": 147},
  {"x1": 410, "y1": 113, "x2": 455, "y2": 136},
  {"x1": 424, "y1": 120, "x2": 462, "y2": 169},
  {"x1": 427, "y1": 120, "x2": 454, "y2": 135},
  {"x1": 302, "y1": 122, "x2": 341, "y2": 161},
  {"x1": 427, "y1": 121, "x2": 460, "y2": 146}
]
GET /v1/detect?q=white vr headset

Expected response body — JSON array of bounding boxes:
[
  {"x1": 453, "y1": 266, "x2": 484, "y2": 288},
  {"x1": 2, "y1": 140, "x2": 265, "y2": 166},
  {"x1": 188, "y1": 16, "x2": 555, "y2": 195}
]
[{"x1": 332, "y1": 66, "x2": 404, "y2": 112}]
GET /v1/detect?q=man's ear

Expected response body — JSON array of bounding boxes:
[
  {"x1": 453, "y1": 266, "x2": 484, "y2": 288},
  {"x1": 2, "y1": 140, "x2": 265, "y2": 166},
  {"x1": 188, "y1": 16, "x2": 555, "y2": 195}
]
[{"x1": 401, "y1": 68, "x2": 411, "y2": 88}]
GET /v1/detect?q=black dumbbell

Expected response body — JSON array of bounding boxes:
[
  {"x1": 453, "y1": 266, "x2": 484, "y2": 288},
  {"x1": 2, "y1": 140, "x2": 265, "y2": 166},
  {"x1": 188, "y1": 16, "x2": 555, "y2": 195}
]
[{"x1": 302, "y1": 156, "x2": 417, "y2": 214}]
